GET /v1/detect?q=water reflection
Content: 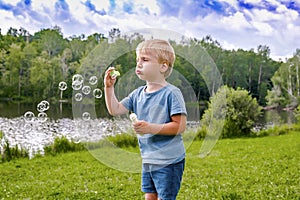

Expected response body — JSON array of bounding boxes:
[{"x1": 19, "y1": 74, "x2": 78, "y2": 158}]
[
  {"x1": 262, "y1": 109, "x2": 296, "y2": 126},
  {"x1": 0, "y1": 117, "x2": 132, "y2": 159},
  {"x1": 0, "y1": 101, "x2": 109, "y2": 119}
]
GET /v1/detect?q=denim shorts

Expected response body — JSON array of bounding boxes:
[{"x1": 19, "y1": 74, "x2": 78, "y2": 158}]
[{"x1": 141, "y1": 159, "x2": 185, "y2": 200}]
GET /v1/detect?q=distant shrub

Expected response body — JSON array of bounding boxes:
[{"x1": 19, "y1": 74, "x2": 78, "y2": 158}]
[
  {"x1": 254, "y1": 124, "x2": 294, "y2": 137},
  {"x1": 106, "y1": 133, "x2": 138, "y2": 148},
  {"x1": 194, "y1": 127, "x2": 207, "y2": 140},
  {"x1": 44, "y1": 136, "x2": 86, "y2": 155},
  {"x1": 294, "y1": 105, "x2": 300, "y2": 122},
  {"x1": 201, "y1": 86, "x2": 262, "y2": 138}
]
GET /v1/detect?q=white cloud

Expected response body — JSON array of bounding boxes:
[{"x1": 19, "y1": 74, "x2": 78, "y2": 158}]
[
  {"x1": 251, "y1": 21, "x2": 274, "y2": 36},
  {"x1": 0, "y1": 10, "x2": 21, "y2": 33},
  {"x1": 0, "y1": 0, "x2": 299, "y2": 60},
  {"x1": 251, "y1": 9, "x2": 281, "y2": 22},
  {"x1": 65, "y1": 0, "x2": 90, "y2": 24},
  {"x1": 90, "y1": 0, "x2": 110, "y2": 11},
  {"x1": 134, "y1": 0, "x2": 160, "y2": 14},
  {"x1": 221, "y1": 39, "x2": 240, "y2": 50},
  {"x1": 31, "y1": 0, "x2": 56, "y2": 13},
  {"x1": 220, "y1": 12, "x2": 251, "y2": 30},
  {"x1": 1, "y1": 0, "x2": 19, "y2": 5},
  {"x1": 243, "y1": 0, "x2": 261, "y2": 4}
]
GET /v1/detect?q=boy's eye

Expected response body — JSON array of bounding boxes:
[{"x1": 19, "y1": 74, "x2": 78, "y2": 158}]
[
  {"x1": 142, "y1": 57, "x2": 150, "y2": 61},
  {"x1": 136, "y1": 57, "x2": 149, "y2": 62}
]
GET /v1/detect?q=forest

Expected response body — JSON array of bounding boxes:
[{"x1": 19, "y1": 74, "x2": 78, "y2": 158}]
[{"x1": 0, "y1": 26, "x2": 299, "y2": 109}]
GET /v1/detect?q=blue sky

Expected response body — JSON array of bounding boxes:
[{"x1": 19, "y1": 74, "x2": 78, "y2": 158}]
[{"x1": 0, "y1": 0, "x2": 300, "y2": 60}]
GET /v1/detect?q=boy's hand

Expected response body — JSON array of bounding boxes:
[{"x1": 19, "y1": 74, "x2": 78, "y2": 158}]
[
  {"x1": 133, "y1": 121, "x2": 162, "y2": 135},
  {"x1": 104, "y1": 67, "x2": 117, "y2": 88},
  {"x1": 133, "y1": 120, "x2": 149, "y2": 135}
]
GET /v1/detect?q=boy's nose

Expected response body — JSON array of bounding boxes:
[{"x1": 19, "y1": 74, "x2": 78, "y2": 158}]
[{"x1": 137, "y1": 62, "x2": 142, "y2": 68}]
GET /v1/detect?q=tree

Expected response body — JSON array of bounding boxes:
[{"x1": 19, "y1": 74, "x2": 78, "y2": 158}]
[
  {"x1": 4, "y1": 44, "x2": 25, "y2": 97},
  {"x1": 29, "y1": 52, "x2": 61, "y2": 99},
  {"x1": 34, "y1": 28, "x2": 67, "y2": 57},
  {"x1": 108, "y1": 28, "x2": 121, "y2": 42},
  {"x1": 266, "y1": 50, "x2": 300, "y2": 109},
  {"x1": 201, "y1": 86, "x2": 262, "y2": 138}
]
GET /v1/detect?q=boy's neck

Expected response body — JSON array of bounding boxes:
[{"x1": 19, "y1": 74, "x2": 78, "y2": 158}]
[{"x1": 146, "y1": 81, "x2": 168, "y2": 93}]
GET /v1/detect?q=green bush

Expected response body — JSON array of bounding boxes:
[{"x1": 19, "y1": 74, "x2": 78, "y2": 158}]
[
  {"x1": 194, "y1": 127, "x2": 207, "y2": 140},
  {"x1": 294, "y1": 105, "x2": 300, "y2": 122},
  {"x1": 106, "y1": 133, "x2": 138, "y2": 148},
  {"x1": 44, "y1": 136, "x2": 86, "y2": 155},
  {"x1": 254, "y1": 124, "x2": 294, "y2": 137},
  {"x1": 1, "y1": 140, "x2": 28, "y2": 163},
  {"x1": 201, "y1": 86, "x2": 262, "y2": 138}
]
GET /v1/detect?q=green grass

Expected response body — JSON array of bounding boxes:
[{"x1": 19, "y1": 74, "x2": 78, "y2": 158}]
[{"x1": 1, "y1": 132, "x2": 299, "y2": 199}]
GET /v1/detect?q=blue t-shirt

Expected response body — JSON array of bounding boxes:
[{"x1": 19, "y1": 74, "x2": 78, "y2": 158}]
[{"x1": 121, "y1": 83, "x2": 187, "y2": 165}]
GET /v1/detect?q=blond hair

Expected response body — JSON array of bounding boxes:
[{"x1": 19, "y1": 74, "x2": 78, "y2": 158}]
[{"x1": 136, "y1": 39, "x2": 175, "y2": 78}]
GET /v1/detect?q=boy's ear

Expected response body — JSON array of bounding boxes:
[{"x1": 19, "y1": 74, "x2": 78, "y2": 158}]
[{"x1": 160, "y1": 63, "x2": 168, "y2": 73}]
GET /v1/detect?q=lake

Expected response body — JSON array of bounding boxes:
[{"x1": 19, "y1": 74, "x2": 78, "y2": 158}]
[
  {"x1": 0, "y1": 101, "x2": 296, "y2": 125},
  {"x1": 0, "y1": 100, "x2": 110, "y2": 119}
]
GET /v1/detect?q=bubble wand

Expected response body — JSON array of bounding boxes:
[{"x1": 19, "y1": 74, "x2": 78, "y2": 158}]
[{"x1": 110, "y1": 70, "x2": 120, "y2": 79}]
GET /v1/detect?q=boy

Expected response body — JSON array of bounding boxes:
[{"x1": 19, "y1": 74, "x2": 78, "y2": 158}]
[{"x1": 104, "y1": 39, "x2": 187, "y2": 200}]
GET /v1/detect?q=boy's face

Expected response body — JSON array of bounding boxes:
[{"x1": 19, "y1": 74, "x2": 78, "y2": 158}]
[{"x1": 136, "y1": 51, "x2": 167, "y2": 82}]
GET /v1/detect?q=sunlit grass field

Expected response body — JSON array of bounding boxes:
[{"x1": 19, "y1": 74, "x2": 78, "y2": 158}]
[{"x1": 1, "y1": 132, "x2": 299, "y2": 199}]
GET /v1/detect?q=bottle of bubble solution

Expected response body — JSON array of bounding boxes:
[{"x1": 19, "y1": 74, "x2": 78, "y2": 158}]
[
  {"x1": 129, "y1": 113, "x2": 143, "y2": 136},
  {"x1": 129, "y1": 113, "x2": 138, "y2": 123}
]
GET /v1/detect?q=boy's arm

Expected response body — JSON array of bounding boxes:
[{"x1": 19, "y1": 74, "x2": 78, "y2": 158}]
[
  {"x1": 104, "y1": 67, "x2": 128, "y2": 116},
  {"x1": 133, "y1": 114, "x2": 187, "y2": 135}
]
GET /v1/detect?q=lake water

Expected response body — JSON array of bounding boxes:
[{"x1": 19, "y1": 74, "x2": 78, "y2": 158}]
[
  {"x1": 0, "y1": 101, "x2": 296, "y2": 125},
  {"x1": 0, "y1": 101, "x2": 110, "y2": 119}
]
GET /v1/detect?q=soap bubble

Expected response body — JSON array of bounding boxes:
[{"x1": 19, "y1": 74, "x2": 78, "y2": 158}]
[
  {"x1": 74, "y1": 93, "x2": 83, "y2": 101},
  {"x1": 24, "y1": 111, "x2": 35, "y2": 122},
  {"x1": 72, "y1": 81, "x2": 83, "y2": 90},
  {"x1": 93, "y1": 88, "x2": 103, "y2": 99},
  {"x1": 82, "y1": 85, "x2": 91, "y2": 95},
  {"x1": 37, "y1": 112, "x2": 48, "y2": 123},
  {"x1": 73, "y1": 134, "x2": 81, "y2": 144},
  {"x1": 37, "y1": 100, "x2": 50, "y2": 112},
  {"x1": 72, "y1": 74, "x2": 84, "y2": 85},
  {"x1": 72, "y1": 74, "x2": 84, "y2": 90},
  {"x1": 24, "y1": 123, "x2": 33, "y2": 132},
  {"x1": 89, "y1": 76, "x2": 98, "y2": 85},
  {"x1": 58, "y1": 81, "x2": 67, "y2": 91},
  {"x1": 82, "y1": 112, "x2": 91, "y2": 121}
]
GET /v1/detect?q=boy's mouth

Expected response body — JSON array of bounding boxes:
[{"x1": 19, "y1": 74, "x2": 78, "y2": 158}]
[{"x1": 136, "y1": 70, "x2": 143, "y2": 75}]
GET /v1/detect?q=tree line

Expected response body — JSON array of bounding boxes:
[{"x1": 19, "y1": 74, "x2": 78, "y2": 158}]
[{"x1": 0, "y1": 26, "x2": 299, "y2": 108}]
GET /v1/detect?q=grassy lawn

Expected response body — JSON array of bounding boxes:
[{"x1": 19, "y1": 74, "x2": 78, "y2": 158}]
[{"x1": 1, "y1": 132, "x2": 299, "y2": 199}]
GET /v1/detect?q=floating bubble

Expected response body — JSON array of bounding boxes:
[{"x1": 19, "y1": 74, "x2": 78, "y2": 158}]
[
  {"x1": 82, "y1": 112, "x2": 91, "y2": 121},
  {"x1": 37, "y1": 112, "x2": 48, "y2": 123},
  {"x1": 82, "y1": 85, "x2": 91, "y2": 95},
  {"x1": 24, "y1": 123, "x2": 33, "y2": 131},
  {"x1": 72, "y1": 81, "x2": 83, "y2": 90},
  {"x1": 72, "y1": 74, "x2": 84, "y2": 85},
  {"x1": 73, "y1": 134, "x2": 81, "y2": 144},
  {"x1": 58, "y1": 81, "x2": 67, "y2": 91},
  {"x1": 74, "y1": 93, "x2": 83, "y2": 101},
  {"x1": 89, "y1": 76, "x2": 98, "y2": 85},
  {"x1": 37, "y1": 100, "x2": 50, "y2": 112},
  {"x1": 93, "y1": 88, "x2": 103, "y2": 99},
  {"x1": 24, "y1": 111, "x2": 35, "y2": 122}
]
